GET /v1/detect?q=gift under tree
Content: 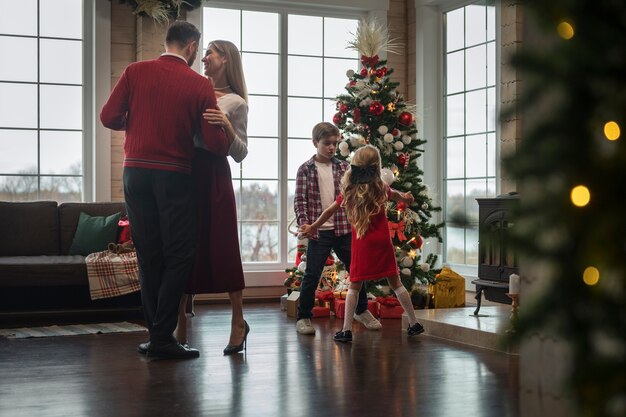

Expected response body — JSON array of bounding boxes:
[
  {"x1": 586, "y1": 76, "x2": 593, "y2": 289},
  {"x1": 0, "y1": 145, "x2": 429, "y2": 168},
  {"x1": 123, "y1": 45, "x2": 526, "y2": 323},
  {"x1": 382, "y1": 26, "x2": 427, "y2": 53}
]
[{"x1": 332, "y1": 18, "x2": 444, "y2": 296}]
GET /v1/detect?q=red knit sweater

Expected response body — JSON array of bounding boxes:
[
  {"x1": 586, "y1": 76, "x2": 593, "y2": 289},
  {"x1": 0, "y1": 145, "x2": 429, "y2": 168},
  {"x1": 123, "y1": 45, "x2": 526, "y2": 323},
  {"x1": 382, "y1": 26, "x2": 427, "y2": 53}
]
[{"x1": 100, "y1": 55, "x2": 229, "y2": 174}]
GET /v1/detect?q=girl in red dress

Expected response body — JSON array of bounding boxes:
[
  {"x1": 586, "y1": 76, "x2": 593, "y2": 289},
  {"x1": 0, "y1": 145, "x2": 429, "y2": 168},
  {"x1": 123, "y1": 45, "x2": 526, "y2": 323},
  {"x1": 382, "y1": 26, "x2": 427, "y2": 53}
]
[{"x1": 300, "y1": 145, "x2": 424, "y2": 342}]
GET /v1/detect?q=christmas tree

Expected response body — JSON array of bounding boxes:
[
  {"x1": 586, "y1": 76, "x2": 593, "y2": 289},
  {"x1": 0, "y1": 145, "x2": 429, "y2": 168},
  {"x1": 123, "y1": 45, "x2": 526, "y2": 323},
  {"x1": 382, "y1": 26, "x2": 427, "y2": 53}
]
[
  {"x1": 332, "y1": 18, "x2": 444, "y2": 295},
  {"x1": 503, "y1": 1, "x2": 626, "y2": 415}
]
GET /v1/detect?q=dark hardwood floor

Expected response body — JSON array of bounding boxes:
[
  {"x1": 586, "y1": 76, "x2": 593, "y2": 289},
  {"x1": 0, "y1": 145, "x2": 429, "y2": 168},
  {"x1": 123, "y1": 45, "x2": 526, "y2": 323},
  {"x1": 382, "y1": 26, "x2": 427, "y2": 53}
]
[{"x1": 0, "y1": 303, "x2": 519, "y2": 417}]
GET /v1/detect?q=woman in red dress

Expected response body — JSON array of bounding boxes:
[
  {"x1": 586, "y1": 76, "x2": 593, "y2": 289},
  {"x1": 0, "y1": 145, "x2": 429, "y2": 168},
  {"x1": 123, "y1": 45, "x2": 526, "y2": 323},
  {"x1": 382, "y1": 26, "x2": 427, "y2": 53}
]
[
  {"x1": 175, "y1": 40, "x2": 249, "y2": 355},
  {"x1": 300, "y1": 145, "x2": 424, "y2": 343}
]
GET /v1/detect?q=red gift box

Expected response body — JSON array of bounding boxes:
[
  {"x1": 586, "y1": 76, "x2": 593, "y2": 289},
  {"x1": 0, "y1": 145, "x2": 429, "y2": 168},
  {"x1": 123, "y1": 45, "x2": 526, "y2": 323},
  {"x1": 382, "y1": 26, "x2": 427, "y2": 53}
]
[
  {"x1": 312, "y1": 306, "x2": 331, "y2": 318},
  {"x1": 378, "y1": 304, "x2": 404, "y2": 319},
  {"x1": 376, "y1": 296, "x2": 403, "y2": 319},
  {"x1": 333, "y1": 299, "x2": 379, "y2": 319}
]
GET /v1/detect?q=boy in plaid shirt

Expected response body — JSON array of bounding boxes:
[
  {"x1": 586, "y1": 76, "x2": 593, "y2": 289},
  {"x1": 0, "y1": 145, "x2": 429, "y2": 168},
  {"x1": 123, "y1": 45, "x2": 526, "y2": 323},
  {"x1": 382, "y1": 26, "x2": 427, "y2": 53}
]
[{"x1": 293, "y1": 122, "x2": 382, "y2": 335}]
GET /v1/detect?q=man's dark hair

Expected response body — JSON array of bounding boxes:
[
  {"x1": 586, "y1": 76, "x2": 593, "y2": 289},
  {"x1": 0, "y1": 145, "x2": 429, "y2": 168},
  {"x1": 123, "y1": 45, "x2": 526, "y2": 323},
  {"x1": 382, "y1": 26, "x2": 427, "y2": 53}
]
[{"x1": 165, "y1": 20, "x2": 201, "y2": 47}]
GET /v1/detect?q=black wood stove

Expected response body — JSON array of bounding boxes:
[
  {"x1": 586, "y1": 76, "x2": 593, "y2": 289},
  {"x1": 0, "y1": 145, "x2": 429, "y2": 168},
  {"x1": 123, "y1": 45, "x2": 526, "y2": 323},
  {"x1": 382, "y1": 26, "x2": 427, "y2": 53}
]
[{"x1": 472, "y1": 192, "x2": 519, "y2": 315}]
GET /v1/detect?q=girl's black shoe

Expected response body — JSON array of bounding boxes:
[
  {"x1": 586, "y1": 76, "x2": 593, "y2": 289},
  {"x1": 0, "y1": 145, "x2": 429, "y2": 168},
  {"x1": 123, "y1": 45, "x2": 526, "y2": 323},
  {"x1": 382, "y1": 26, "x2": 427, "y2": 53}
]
[
  {"x1": 407, "y1": 322, "x2": 425, "y2": 336},
  {"x1": 223, "y1": 321, "x2": 250, "y2": 355},
  {"x1": 333, "y1": 330, "x2": 352, "y2": 343}
]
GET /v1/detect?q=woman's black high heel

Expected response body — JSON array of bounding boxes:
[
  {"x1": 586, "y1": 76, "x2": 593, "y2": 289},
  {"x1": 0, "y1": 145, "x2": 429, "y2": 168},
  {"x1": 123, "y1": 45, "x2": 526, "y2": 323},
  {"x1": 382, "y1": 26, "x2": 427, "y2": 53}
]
[{"x1": 223, "y1": 320, "x2": 250, "y2": 355}]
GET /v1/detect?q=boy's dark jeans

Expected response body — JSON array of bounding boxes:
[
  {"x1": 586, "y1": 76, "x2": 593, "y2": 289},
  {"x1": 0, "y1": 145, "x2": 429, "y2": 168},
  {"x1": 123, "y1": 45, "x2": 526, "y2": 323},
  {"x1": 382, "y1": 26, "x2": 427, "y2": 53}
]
[{"x1": 297, "y1": 230, "x2": 369, "y2": 320}]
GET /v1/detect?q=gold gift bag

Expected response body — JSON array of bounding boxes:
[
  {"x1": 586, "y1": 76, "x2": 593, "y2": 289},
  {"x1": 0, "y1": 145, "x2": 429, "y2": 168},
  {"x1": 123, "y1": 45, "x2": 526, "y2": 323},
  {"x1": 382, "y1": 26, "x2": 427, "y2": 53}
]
[{"x1": 433, "y1": 267, "x2": 466, "y2": 308}]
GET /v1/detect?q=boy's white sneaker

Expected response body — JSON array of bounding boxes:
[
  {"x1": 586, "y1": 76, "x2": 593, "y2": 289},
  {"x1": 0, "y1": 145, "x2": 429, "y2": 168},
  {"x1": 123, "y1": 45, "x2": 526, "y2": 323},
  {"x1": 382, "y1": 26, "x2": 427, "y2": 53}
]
[
  {"x1": 354, "y1": 310, "x2": 382, "y2": 330},
  {"x1": 296, "y1": 318, "x2": 316, "y2": 335}
]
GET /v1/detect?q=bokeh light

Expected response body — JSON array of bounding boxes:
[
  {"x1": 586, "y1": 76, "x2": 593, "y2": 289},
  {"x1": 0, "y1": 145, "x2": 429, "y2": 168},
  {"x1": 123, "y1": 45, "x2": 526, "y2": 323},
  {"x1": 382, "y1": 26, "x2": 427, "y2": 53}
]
[
  {"x1": 571, "y1": 185, "x2": 590, "y2": 207},
  {"x1": 557, "y1": 21, "x2": 575, "y2": 39},
  {"x1": 583, "y1": 266, "x2": 600, "y2": 286},
  {"x1": 604, "y1": 121, "x2": 621, "y2": 141}
]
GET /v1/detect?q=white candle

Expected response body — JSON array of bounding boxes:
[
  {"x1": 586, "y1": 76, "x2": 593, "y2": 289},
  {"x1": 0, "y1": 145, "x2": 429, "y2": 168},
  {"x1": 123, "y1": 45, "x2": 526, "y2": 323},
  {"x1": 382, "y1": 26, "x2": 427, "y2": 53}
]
[{"x1": 509, "y1": 274, "x2": 520, "y2": 295}]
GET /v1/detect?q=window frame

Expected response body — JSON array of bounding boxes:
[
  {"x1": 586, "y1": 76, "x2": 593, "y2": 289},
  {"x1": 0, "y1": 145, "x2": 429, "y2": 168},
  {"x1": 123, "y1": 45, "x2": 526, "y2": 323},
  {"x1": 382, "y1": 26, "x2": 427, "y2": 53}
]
[
  {"x1": 0, "y1": 0, "x2": 101, "y2": 202},
  {"x1": 414, "y1": 0, "x2": 501, "y2": 286}
]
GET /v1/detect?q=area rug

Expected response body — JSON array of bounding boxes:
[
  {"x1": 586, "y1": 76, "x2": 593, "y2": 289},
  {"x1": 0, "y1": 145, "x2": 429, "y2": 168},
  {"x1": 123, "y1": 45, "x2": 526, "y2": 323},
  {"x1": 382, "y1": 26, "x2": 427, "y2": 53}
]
[{"x1": 0, "y1": 321, "x2": 147, "y2": 339}]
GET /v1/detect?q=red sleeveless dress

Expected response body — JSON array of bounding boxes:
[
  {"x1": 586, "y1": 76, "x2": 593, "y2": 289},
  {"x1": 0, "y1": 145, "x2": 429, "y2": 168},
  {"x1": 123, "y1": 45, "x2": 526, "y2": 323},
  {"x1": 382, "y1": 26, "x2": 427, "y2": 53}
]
[{"x1": 337, "y1": 188, "x2": 398, "y2": 282}]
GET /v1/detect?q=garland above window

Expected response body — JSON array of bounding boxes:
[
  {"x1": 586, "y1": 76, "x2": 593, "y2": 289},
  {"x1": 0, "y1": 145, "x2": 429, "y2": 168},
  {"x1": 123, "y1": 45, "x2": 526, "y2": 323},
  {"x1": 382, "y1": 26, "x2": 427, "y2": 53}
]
[{"x1": 119, "y1": 0, "x2": 202, "y2": 24}]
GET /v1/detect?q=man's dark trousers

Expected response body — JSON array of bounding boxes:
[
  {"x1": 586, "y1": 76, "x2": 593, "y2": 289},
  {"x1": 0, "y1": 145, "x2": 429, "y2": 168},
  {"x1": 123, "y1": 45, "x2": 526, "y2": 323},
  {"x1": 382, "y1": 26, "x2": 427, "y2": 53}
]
[{"x1": 123, "y1": 167, "x2": 196, "y2": 344}]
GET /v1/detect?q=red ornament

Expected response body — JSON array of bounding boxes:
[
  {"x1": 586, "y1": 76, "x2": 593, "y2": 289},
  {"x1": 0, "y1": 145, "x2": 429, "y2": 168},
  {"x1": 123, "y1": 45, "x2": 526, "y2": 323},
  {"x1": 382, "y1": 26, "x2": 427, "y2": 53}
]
[
  {"x1": 369, "y1": 101, "x2": 384, "y2": 116},
  {"x1": 352, "y1": 107, "x2": 361, "y2": 123},
  {"x1": 360, "y1": 68, "x2": 368, "y2": 77},
  {"x1": 349, "y1": 80, "x2": 356, "y2": 87},
  {"x1": 409, "y1": 235, "x2": 424, "y2": 249},
  {"x1": 398, "y1": 111, "x2": 414, "y2": 126},
  {"x1": 397, "y1": 201, "x2": 407, "y2": 211},
  {"x1": 398, "y1": 153, "x2": 408, "y2": 166},
  {"x1": 339, "y1": 103, "x2": 349, "y2": 113},
  {"x1": 375, "y1": 68, "x2": 386, "y2": 78},
  {"x1": 392, "y1": 128, "x2": 400, "y2": 137},
  {"x1": 333, "y1": 112, "x2": 345, "y2": 126}
]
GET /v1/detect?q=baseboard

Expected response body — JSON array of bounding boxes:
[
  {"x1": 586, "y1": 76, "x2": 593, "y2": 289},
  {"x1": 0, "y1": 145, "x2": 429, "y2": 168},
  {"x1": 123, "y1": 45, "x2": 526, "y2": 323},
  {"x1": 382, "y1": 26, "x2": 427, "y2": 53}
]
[{"x1": 193, "y1": 286, "x2": 286, "y2": 304}]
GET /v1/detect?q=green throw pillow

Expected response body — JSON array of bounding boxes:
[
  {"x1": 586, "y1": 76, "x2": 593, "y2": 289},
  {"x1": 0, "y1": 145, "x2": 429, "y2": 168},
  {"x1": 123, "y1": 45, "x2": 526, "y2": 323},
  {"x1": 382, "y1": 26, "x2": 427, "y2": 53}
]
[{"x1": 68, "y1": 211, "x2": 122, "y2": 256}]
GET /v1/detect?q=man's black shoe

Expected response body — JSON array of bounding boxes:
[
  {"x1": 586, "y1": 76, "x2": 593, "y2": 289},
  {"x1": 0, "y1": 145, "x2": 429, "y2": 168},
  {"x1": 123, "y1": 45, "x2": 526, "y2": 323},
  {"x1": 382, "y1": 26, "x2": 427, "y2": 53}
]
[
  {"x1": 137, "y1": 341, "x2": 150, "y2": 355},
  {"x1": 147, "y1": 342, "x2": 200, "y2": 359}
]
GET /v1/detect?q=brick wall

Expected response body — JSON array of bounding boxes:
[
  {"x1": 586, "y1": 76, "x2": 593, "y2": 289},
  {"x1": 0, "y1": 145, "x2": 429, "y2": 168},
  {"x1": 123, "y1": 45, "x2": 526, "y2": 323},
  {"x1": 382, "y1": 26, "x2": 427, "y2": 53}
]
[
  {"x1": 387, "y1": 0, "x2": 408, "y2": 100},
  {"x1": 109, "y1": 2, "x2": 136, "y2": 201},
  {"x1": 500, "y1": 1, "x2": 523, "y2": 194}
]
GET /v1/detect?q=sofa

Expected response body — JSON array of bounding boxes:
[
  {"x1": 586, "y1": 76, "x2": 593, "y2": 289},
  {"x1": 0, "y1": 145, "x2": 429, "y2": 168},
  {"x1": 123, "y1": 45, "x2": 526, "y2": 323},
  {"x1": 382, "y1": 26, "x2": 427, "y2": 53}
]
[{"x1": 0, "y1": 201, "x2": 142, "y2": 320}]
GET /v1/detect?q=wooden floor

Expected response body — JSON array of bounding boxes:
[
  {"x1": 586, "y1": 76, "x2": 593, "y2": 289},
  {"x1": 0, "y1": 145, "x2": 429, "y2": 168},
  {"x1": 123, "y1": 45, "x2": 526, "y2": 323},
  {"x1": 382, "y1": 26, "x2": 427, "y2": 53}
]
[{"x1": 0, "y1": 303, "x2": 519, "y2": 417}]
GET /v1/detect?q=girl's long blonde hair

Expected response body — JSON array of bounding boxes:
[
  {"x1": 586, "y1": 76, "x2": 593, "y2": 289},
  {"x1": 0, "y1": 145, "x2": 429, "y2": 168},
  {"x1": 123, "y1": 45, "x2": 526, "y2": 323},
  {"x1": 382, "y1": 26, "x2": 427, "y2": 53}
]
[
  {"x1": 209, "y1": 40, "x2": 248, "y2": 103},
  {"x1": 341, "y1": 145, "x2": 387, "y2": 239}
]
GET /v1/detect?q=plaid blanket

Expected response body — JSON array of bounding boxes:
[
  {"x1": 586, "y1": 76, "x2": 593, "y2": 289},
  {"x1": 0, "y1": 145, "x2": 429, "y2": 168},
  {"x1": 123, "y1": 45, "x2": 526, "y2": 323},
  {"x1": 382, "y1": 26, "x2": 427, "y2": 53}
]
[{"x1": 85, "y1": 250, "x2": 140, "y2": 300}]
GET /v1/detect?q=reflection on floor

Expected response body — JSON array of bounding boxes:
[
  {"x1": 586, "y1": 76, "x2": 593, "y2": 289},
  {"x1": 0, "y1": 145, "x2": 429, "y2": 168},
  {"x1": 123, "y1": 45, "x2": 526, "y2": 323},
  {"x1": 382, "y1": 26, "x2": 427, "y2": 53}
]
[{"x1": 0, "y1": 302, "x2": 520, "y2": 417}]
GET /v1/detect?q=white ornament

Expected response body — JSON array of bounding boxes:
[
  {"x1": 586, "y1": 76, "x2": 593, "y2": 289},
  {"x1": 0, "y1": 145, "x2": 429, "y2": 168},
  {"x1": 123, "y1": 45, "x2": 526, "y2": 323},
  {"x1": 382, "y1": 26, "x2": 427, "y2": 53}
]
[
  {"x1": 346, "y1": 69, "x2": 355, "y2": 78},
  {"x1": 401, "y1": 257, "x2": 414, "y2": 267},
  {"x1": 350, "y1": 135, "x2": 365, "y2": 147},
  {"x1": 378, "y1": 125, "x2": 389, "y2": 135},
  {"x1": 301, "y1": 254, "x2": 307, "y2": 262},
  {"x1": 338, "y1": 141, "x2": 349, "y2": 152},
  {"x1": 404, "y1": 182, "x2": 412, "y2": 188},
  {"x1": 355, "y1": 80, "x2": 366, "y2": 89},
  {"x1": 298, "y1": 261, "x2": 307, "y2": 273},
  {"x1": 420, "y1": 263, "x2": 430, "y2": 272},
  {"x1": 383, "y1": 133, "x2": 394, "y2": 143},
  {"x1": 393, "y1": 141, "x2": 404, "y2": 151},
  {"x1": 419, "y1": 185, "x2": 430, "y2": 196},
  {"x1": 402, "y1": 135, "x2": 412, "y2": 144},
  {"x1": 381, "y1": 168, "x2": 395, "y2": 185},
  {"x1": 421, "y1": 203, "x2": 429, "y2": 210},
  {"x1": 401, "y1": 268, "x2": 412, "y2": 276},
  {"x1": 340, "y1": 149, "x2": 350, "y2": 157},
  {"x1": 371, "y1": 83, "x2": 380, "y2": 91}
]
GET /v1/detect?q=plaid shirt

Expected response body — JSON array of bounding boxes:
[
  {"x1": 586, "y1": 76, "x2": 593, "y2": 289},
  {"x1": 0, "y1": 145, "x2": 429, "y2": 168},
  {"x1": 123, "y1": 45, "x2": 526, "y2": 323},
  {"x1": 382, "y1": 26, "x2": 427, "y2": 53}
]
[{"x1": 294, "y1": 155, "x2": 351, "y2": 240}]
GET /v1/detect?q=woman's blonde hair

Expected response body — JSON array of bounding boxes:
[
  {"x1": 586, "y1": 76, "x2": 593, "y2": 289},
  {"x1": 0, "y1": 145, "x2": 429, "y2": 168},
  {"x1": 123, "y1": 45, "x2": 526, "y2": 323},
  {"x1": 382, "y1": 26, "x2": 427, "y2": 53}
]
[
  {"x1": 341, "y1": 145, "x2": 387, "y2": 239},
  {"x1": 208, "y1": 40, "x2": 248, "y2": 103}
]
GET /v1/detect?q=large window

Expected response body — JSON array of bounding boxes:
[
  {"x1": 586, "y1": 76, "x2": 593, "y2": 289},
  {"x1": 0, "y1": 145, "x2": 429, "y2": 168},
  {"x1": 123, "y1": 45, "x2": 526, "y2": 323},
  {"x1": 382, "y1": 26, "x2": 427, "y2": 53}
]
[
  {"x1": 0, "y1": 0, "x2": 85, "y2": 202},
  {"x1": 200, "y1": 6, "x2": 359, "y2": 265},
  {"x1": 443, "y1": 1, "x2": 497, "y2": 266}
]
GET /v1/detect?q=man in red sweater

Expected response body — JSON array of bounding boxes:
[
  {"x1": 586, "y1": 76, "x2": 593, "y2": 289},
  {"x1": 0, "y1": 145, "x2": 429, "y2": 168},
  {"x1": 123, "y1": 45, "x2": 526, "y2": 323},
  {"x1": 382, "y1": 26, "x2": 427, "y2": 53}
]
[{"x1": 101, "y1": 21, "x2": 230, "y2": 360}]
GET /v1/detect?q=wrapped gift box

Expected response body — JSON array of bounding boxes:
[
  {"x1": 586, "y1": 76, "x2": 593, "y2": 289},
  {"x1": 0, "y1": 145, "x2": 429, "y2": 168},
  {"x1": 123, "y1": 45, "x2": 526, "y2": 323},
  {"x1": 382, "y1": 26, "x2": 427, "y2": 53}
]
[
  {"x1": 315, "y1": 290, "x2": 335, "y2": 310},
  {"x1": 334, "y1": 299, "x2": 379, "y2": 319},
  {"x1": 286, "y1": 291, "x2": 300, "y2": 318},
  {"x1": 312, "y1": 306, "x2": 331, "y2": 318},
  {"x1": 433, "y1": 267, "x2": 466, "y2": 308},
  {"x1": 280, "y1": 293, "x2": 288, "y2": 311},
  {"x1": 378, "y1": 304, "x2": 404, "y2": 319}
]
